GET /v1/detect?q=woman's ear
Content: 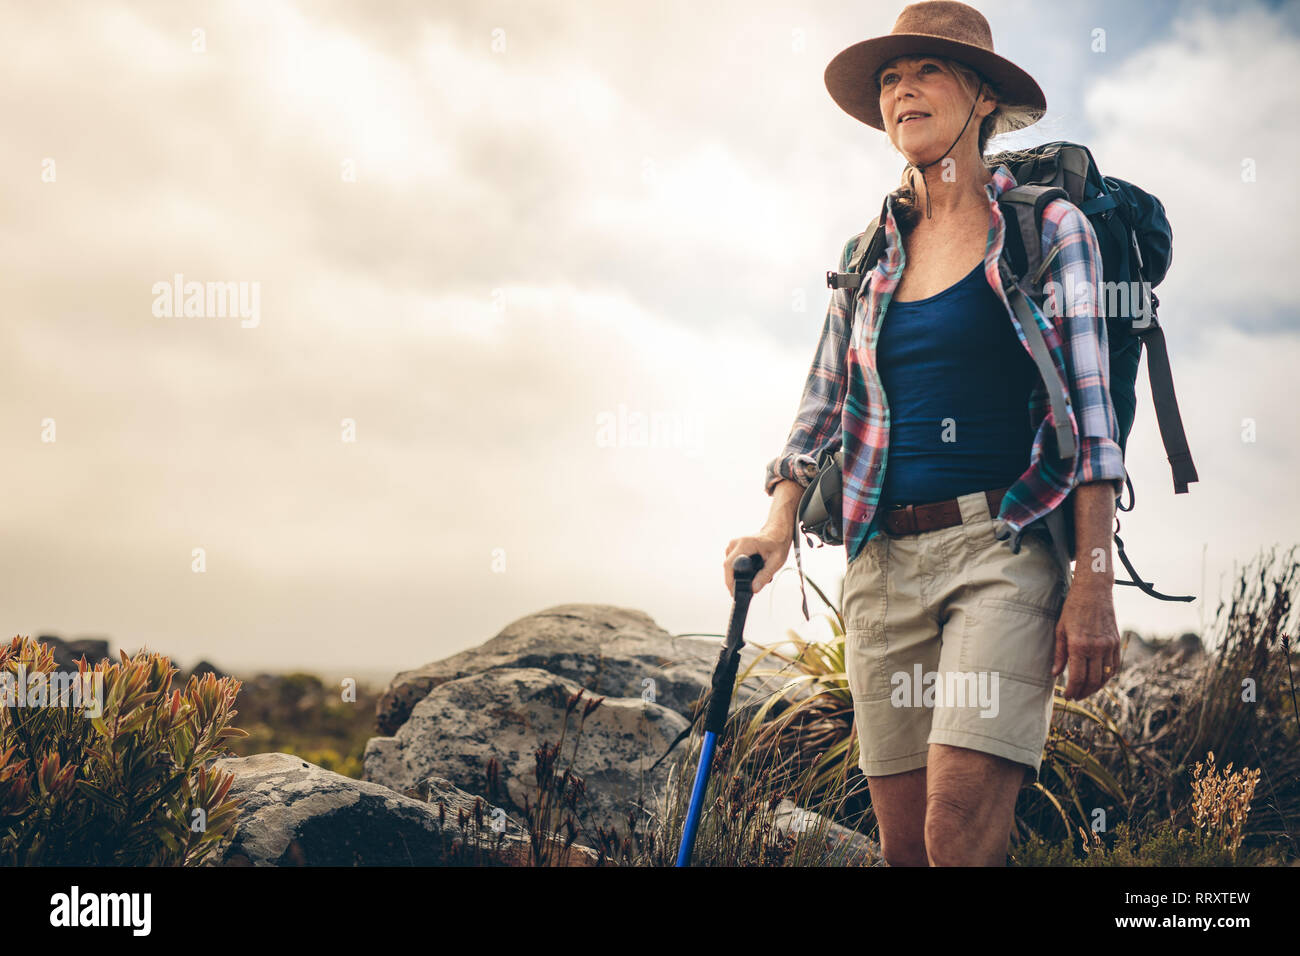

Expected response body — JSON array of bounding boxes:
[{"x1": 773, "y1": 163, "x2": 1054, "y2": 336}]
[{"x1": 979, "y1": 84, "x2": 999, "y2": 119}]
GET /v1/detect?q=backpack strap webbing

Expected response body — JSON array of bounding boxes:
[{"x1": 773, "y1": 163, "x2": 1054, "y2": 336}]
[
  {"x1": 793, "y1": 522, "x2": 810, "y2": 621},
  {"x1": 1139, "y1": 322, "x2": 1200, "y2": 494},
  {"x1": 1001, "y1": 269, "x2": 1076, "y2": 461},
  {"x1": 998, "y1": 185, "x2": 1077, "y2": 462},
  {"x1": 1115, "y1": 533, "x2": 1196, "y2": 601}
]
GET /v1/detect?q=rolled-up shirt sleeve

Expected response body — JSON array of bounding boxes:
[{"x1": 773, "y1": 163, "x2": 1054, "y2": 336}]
[
  {"x1": 764, "y1": 235, "x2": 856, "y2": 495},
  {"x1": 1042, "y1": 201, "x2": 1125, "y2": 495}
]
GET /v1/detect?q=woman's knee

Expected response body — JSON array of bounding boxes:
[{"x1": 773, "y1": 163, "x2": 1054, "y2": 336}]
[{"x1": 923, "y1": 745, "x2": 1022, "y2": 863}]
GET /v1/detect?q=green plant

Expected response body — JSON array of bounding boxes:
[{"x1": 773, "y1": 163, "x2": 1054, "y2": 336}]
[
  {"x1": 0, "y1": 635, "x2": 247, "y2": 865},
  {"x1": 1011, "y1": 819, "x2": 1272, "y2": 866},
  {"x1": 736, "y1": 591, "x2": 859, "y2": 807},
  {"x1": 1017, "y1": 694, "x2": 1130, "y2": 841},
  {"x1": 1013, "y1": 757, "x2": 1276, "y2": 866},
  {"x1": 728, "y1": 550, "x2": 1300, "y2": 864}
]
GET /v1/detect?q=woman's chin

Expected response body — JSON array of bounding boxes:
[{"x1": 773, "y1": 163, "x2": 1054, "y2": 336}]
[{"x1": 900, "y1": 143, "x2": 944, "y2": 168}]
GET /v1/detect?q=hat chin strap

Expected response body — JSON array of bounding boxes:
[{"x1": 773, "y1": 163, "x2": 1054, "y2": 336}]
[{"x1": 904, "y1": 84, "x2": 983, "y2": 220}]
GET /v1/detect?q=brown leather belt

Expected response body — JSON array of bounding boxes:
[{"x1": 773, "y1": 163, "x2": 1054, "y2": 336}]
[{"x1": 881, "y1": 487, "x2": 1009, "y2": 537}]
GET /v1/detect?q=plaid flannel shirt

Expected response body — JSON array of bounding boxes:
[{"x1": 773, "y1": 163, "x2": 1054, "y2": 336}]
[{"x1": 765, "y1": 164, "x2": 1125, "y2": 565}]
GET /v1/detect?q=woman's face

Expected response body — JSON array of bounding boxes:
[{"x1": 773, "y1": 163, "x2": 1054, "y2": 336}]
[{"x1": 877, "y1": 56, "x2": 992, "y2": 165}]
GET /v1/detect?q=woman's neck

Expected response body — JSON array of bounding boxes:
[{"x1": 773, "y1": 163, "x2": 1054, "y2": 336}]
[{"x1": 904, "y1": 156, "x2": 993, "y2": 221}]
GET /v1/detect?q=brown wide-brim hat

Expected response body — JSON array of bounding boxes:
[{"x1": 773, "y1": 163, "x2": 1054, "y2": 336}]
[{"x1": 825, "y1": 0, "x2": 1046, "y2": 130}]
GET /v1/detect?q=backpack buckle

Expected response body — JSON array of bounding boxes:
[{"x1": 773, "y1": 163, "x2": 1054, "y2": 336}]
[{"x1": 995, "y1": 257, "x2": 1019, "y2": 296}]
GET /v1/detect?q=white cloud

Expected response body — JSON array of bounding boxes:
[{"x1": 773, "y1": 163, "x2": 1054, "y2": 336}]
[{"x1": 1084, "y1": 3, "x2": 1300, "y2": 323}]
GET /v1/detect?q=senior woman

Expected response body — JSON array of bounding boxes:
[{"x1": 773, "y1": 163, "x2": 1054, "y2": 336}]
[{"x1": 723, "y1": 1, "x2": 1125, "y2": 866}]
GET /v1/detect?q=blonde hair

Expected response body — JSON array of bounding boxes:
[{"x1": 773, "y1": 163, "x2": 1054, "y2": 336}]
[{"x1": 943, "y1": 58, "x2": 1043, "y2": 158}]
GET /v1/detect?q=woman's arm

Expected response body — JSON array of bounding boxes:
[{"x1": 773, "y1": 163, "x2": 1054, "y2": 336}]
[
  {"x1": 1040, "y1": 201, "x2": 1126, "y2": 498},
  {"x1": 731, "y1": 235, "x2": 858, "y2": 597},
  {"x1": 762, "y1": 233, "x2": 858, "y2": 510},
  {"x1": 1040, "y1": 200, "x2": 1125, "y2": 699}
]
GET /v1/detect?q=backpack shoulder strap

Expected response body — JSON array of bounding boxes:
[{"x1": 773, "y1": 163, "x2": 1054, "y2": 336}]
[
  {"x1": 1140, "y1": 321, "x2": 1200, "y2": 493},
  {"x1": 999, "y1": 254, "x2": 1077, "y2": 461},
  {"x1": 827, "y1": 192, "x2": 895, "y2": 292},
  {"x1": 997, "y1": 184, "x2": 1077, "y2": 461},
  {"x1": 827, "y1": 221, "x2": 882, "y2": 291},
  {"x1": 998, "y1": 184, "x2": 1069, "y2": 287}
]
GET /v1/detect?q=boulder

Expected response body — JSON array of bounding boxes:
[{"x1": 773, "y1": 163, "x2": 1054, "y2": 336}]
[
  {"x1": 1173, "y1": 632, "x2": 1204, "y2": 659},
  {"x1": 211, "y1": 752, "x2": 598, "y2": 866},
  {"x1": 1120, "y1": 630, "x2": 1154, "y2": 665},
  {"x1": 36, "y1": 635, "x2": 113, "y2": 670},
  {"x1": 1121, "y1": 630, "x2": 1204, "y2": 670},
  {"x1": 187, "y1": 659, "x2": 227, "y2": 680},
  {"x1": 364, "y1": 666, "x2": 689, "y2": 832},
  {"x1": 374, "y1": 603, "x2": 785, "y2": 735}
]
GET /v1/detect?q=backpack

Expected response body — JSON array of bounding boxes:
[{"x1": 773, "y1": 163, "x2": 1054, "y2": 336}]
[{"x1": 804, "y1": 141, "x2": 1198, "y2": 613}]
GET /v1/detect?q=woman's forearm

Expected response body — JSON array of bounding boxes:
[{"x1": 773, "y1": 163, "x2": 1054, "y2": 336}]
[
  {"x1": 1070, "y1": 480, "x2": 1118, "y2": 591},
  {"x1": 762, "y1": 479, "x2": 803, "y2": 539}
]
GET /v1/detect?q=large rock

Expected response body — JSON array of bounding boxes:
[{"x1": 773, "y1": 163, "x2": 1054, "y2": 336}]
[
  {"x1": 36, "y1": 635, "x2": 112, "y2": 670},
  {"x1": 211, "y1": 752, "x2": 598, "y2": 866},
  {"x1": 1120, "y1": 630, "x2": 1203, "y2": 669},
  {"x1": 187, "y1": 659, "x2": 227, "y2": 680},
  {"x1": 365, "y1": 667, "x2": 689, "y2": 832},
  {"x1": 375, "y1": 604, "x2": 783, "y2": 735}
]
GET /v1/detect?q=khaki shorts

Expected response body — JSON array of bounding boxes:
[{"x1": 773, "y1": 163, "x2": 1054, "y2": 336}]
[{"x1": 842, "y1": 490, "x2": 1069, "y2": 783}]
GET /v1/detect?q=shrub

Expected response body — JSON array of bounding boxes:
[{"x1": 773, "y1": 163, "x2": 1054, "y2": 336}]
[
  {"x1": 1045, "y1": 546, "x2": 1300, "y2": 857},
  {"x1": 0, "y1": 635, "x2": 247, "y2": 865},
  {"x1": 1014, "y1": 744, "x2": 1276, "y2": 865}
]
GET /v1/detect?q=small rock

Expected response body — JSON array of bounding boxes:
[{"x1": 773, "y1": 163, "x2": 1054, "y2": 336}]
[{"x1": 772, "y1": 799, "x2": 881, "y2": 866}]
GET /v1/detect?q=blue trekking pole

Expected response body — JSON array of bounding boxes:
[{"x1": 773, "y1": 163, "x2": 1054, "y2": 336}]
[{"x1": 675, "y1": 552, "x2": 764, "y2": 867}]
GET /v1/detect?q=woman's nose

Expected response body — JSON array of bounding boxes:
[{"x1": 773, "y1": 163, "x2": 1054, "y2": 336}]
[
  {"x1": 889, "y1": 79, "x2": 920, "y2": 107},
  {"x1": 893, "y1": 74, "x2": 921, "y2": 100}
]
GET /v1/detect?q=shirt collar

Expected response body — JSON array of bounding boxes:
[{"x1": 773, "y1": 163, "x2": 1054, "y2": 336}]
[{"x1": 987, "y1": 163, "x2": 1017, "y2": 198}]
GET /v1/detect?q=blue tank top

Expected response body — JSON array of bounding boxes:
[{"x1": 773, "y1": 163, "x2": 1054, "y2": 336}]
[{"x1": 876, "y1": 259, "x2": 1037, "y2": 509}]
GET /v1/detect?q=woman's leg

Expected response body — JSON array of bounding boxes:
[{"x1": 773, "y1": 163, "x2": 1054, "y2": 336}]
[
  {"x1": 924, "y1": 743, "x2": 1024, "y2": 866},
  {"x1": 844, "y1": 531, "x2": 939, "y2": 866},
  {"x1": 916, "y1": 494, "x2": 1067, "y2": 865},
  {"x1": 866, "y1": 767, "x2": 928, "y2": 866}
]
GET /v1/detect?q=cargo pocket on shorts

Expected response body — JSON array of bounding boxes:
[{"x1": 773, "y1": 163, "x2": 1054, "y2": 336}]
[
  {"x1": 843, "y1": 536, "x2": 891, "y2": 702},
  {"x1": 845, "y1": 625, "x2": 892, "y2": 703},
  {"x1": 958, "y1": 598, "x2": 1059, "y2": 688}
]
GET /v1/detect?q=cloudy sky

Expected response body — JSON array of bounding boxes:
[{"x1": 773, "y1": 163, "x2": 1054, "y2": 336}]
[{"x1": 2, "y1": 0, "x2": 1297, "y2": 679}]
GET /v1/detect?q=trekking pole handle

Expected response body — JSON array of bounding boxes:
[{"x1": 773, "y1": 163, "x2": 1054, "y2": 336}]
[{"x1": 704, "y1": 553, "x2": 764, "y2": 735}]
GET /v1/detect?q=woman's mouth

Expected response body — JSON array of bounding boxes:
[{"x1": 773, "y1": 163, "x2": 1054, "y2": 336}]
[{"x1": 898, "y1": 112, "x2": 930, "y2": 125}]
